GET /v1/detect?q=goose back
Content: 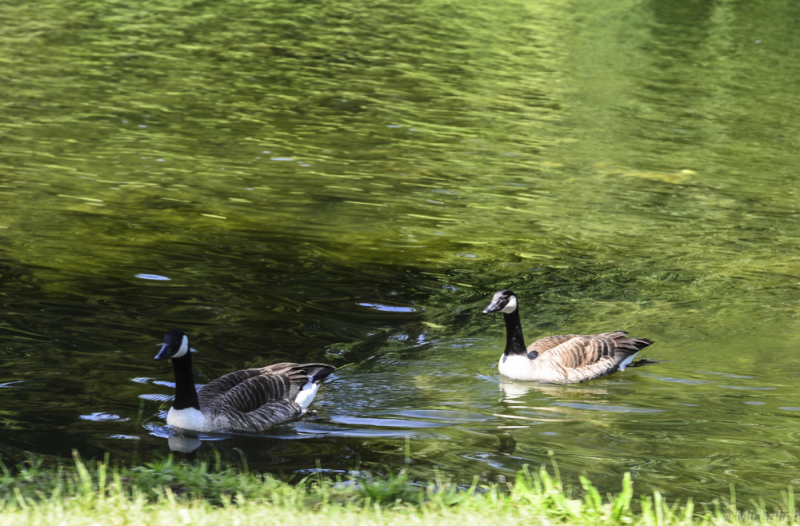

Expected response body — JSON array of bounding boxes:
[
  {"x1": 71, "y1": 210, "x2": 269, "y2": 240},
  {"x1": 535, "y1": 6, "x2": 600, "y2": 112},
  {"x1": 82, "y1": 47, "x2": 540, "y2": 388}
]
[
  {"x1": 519, "y1": 331, "x2": 652, "y2": 382},
  {"x1": 198, "y1": 363, "x2": 334, "y2": 411},
  {"x1": 526, "y1": 334, "x2": 580, "y2": 354},
  {"x1": 198, "y1": 363, "x2": 336, "y2": 432}
]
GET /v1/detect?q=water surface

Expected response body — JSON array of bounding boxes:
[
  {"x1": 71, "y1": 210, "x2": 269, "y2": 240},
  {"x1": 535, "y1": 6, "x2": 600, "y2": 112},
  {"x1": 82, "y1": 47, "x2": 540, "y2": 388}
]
[{"x1": 1, "y1": 0, "x2": 800, "y2": 507}]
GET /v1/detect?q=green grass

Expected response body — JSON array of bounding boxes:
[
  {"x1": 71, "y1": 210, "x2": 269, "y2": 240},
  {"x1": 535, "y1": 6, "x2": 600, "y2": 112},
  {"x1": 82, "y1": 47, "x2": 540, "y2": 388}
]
[{"x1": 0, "y1": 452, "x2": 796, "y2": 526}]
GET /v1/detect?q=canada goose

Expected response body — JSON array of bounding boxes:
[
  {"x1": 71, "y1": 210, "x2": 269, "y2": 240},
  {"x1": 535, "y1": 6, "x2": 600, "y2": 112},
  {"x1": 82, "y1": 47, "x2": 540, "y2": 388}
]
[
  {"x1": 154, "y1": 330, "x2": 336, "y2": 432},
  {"x1": 483, "y1": 290, "x2": 653, "y2": 383}
]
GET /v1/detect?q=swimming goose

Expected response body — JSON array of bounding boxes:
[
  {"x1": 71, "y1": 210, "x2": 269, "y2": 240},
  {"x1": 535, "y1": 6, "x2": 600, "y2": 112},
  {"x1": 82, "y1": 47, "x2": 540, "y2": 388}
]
[
  {"x1": 483, "y1": 290, "x2": 653, "y2": 383},
  {"x1": 154, "y1": 330, "x2": 336, "y2": 432}
]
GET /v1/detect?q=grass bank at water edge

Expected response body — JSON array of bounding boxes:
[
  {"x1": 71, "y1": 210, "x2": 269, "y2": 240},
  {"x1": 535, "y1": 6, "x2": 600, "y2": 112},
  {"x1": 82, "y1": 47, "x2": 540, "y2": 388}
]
[{"x1": 0, "y1": 452, "x2": 796, "y2": 526}]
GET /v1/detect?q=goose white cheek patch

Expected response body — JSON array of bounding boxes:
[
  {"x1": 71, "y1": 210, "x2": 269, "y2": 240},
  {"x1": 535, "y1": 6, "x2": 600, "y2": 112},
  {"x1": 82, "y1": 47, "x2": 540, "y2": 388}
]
[
  {"x1": 500, "y1": 296, "x2": 517, "y2": 314},
  {"x1": 172, "y1": 335, "x2": 190, "y2": 358}
]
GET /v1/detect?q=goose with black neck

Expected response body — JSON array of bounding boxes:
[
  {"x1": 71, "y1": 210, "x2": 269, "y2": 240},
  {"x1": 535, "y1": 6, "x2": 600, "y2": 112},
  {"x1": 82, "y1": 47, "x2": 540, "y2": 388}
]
[
  {"x1": 483, "y1": 289, "x2": 653, "y2": 383},
  {"x1": 154, "y1": 330, "x2": 336, "y2": 432}
]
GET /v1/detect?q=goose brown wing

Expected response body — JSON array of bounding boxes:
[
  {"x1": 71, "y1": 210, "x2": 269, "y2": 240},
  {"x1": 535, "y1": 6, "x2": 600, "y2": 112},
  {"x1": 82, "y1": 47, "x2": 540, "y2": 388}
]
[
  {"x1": 543, "y1": 334, "x2": 620, "y2": 368},
  {"x1": 198, "y1": 362, "x2": 336, "y2": 431},
  {"x1": 527, "y1": 334, "x2": 580, "y2": 354},
  {"x1": 264, "y1": 362, "x2": 336, "y2": 378},
  {"x1": 539, "y1": 331, "x2": 652, "y2": 381},
  {"x1": 198, "y1": 368, "x2": 268, "y2": 410},
  {"x1": 594, "y1": 331, "x2": 653, "y2": 365},
  {"x1": 198, "y1": 363, "x2": 335, "y2": 409},
  {"x1": 212, "y1": 373, "x2": 295, "y2": 415},
  {"x1": 260, "y1": 362, "x2": 336, "y2": 399},
  {"x1": 208, "y1": 366, "x2": 334, "y2": 432},
  {"x1": 216, "y1": 399, "x2": 304, "y2": 433}
]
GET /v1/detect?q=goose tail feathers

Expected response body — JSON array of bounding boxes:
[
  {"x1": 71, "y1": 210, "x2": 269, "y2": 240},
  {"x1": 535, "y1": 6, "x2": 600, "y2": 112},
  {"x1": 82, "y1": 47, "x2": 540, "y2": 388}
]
[
  {"x1": 307, "y1": 364, "x2": 336, "y2": 383},
  {"x1": 293, "y1": 364, "x2": 335, "y2": 410},
  {"x1": 263, "y1": 362, "x2": 336, "y2": 381},
  {"x1": 609, "y1": 332, "x2": 653, "y2": 351}
]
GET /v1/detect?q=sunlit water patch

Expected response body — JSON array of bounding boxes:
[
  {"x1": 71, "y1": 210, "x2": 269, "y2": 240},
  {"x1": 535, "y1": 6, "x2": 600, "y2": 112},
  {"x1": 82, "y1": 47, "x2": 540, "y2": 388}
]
[
  {"x1": 135, "y1": 274, "x2": 171, "y2": 281},
  {"x1": 79, "y1": 413, "x2": 129, "y2": 422}
]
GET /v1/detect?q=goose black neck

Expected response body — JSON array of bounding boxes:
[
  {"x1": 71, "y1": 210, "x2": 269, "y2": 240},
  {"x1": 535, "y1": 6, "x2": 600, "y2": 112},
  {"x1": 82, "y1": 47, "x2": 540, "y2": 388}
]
[
  {"x1": 171, "y1": 353, "x2": 200, "y2": 410},
  {"x1": 503, "y1": 309, "x2": 528, "y2": 356}
]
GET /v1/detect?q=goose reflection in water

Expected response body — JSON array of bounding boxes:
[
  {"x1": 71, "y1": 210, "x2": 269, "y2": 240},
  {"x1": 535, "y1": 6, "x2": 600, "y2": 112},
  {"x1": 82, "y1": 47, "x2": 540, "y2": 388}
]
[
  {"x1": 497, "y1": 378, "x2": 665, "y2": 429},
  {"x1": 168, "y1": 436, "x2": 202, "y2": 453},
  {"x1": 494, "y1": 379, "x2": 619, "y2": 432},
  {"x1": 499, "y1": 379, "x2": 611, "y2": 402},
  {"x1": 165, "y1": 431, "x2": 352, "y2": 469}
]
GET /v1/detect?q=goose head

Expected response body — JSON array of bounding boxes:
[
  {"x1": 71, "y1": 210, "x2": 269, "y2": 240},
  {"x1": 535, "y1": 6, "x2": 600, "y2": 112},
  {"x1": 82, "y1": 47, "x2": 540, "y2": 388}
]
[
  {"x1": 482, "y1": 289, "x2": 518, "y2": 314},
  {"x1": 154, "y1": 330, "x2": 190, "y2": 360}
]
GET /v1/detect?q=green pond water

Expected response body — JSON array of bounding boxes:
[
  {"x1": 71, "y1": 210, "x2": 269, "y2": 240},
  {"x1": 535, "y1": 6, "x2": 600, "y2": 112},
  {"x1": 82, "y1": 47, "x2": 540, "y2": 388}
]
[{"x1": 2, "y1": 0, "x2": 800, "y2": 506}]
